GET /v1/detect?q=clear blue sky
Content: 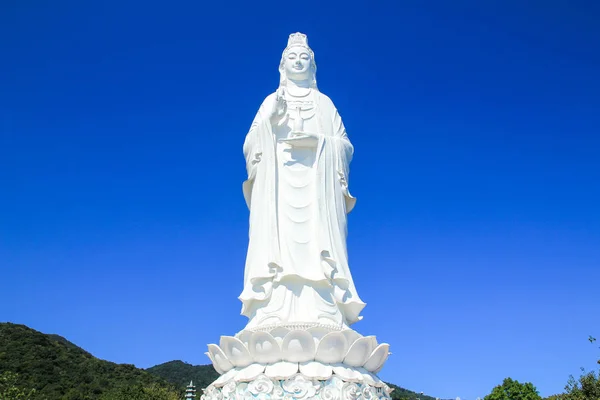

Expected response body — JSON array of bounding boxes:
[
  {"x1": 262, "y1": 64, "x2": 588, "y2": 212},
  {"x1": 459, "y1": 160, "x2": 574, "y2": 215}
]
[{"x1": 1, "y1": 1, "x2": 599, "y2": 399}]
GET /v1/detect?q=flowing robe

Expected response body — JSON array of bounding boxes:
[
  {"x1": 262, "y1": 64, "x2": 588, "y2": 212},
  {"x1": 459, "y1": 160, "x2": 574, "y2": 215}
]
[{"x1": 240, "y1": 90, "x2": 365, "y2": 329}]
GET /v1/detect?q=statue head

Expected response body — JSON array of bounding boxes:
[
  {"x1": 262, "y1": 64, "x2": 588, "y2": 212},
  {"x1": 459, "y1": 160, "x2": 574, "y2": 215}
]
[{"x1": 279, "y1": 32, "x2": 318, "y2": 89}]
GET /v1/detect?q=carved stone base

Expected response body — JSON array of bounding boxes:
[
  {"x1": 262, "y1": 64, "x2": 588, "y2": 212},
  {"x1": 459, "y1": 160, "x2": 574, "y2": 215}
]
[
  {"x1": 204, "y1": 326, "x2": 391, "y2": 399},
  {"x1": 206, "y1": 327, "x2": 390, "y2": 376},
  {"x1": 201, "y1": 374, "x2": 392, "y2": 400}
]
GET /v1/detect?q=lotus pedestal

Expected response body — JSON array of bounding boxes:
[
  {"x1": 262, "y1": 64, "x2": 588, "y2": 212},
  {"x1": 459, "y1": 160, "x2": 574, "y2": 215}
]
[{"x1": 202, "y1": 325, "x2": 391, "y2": 400}]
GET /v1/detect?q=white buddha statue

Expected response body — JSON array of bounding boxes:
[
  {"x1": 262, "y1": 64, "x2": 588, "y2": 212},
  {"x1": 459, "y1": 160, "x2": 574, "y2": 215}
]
[{"x1": 239, "y1": 33, "x2": 366, "y2": 331}]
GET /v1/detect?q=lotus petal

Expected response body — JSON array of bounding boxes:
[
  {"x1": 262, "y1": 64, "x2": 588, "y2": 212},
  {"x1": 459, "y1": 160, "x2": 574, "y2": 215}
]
[
  {"x1": 363, "y1": 343, "x2": 390, "y2": 373},
  {"x1": 213, "y1": 368, "x2": 238, "y2": 387},
  {"x1": 315, "y1": 331, "x2": 348, "y2": 364},
  {"x1": 299, "y1": 361, "x2": 333, "y2": 380},
  {"x1": 248, "y1": 332, "x2": 282, "y2": 364},
  {"x1": 343, "y1": 337, "x2": 374, "y2": 367},
  {"x1": 384, "y1": 385, "x2": 393, "y2": 396},
  {"x1": 331, "y1": 363, "x2": 363, "y2": 382},
  {"x1": 220, "y1": 336, "x2": 252, "y2": 367},
  {"x1": 357, "y1": 368, "x2": 383, "y2": 387},
  {"x1": 282, "y1": 330, "x2": 316, "y2": 362},
  {"x1": 269, "y1": 327, "x2": 291, "y2": 346},
  {"x1": 341, "y1": 329, "x2": 362, "y2": 346},
  {"x1": 306, "y1": 326, "x2": 331, "y2": 345},
  {"x1": 236, "y1": 330, "x2": 253, "y2": 346},
  {"x1": 264, "y1": 361, "x2": 299, "y2": 380},
  {"x1": 205, "y1": 351, "x2": 224, "y2": 375},
  {"x1": 236, "y1": 363, "x2": 266, "y2": 381},
  {"x1": 365, "y1": 335, "x2": 378, "y2": 348},
  {"x1": 207, "y1": 344, "x2": 234, "y2": 373}
]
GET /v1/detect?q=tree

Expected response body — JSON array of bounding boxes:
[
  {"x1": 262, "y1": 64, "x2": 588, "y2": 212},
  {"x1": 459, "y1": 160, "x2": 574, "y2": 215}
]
[
  {"x1": 99, "y1": 383, "x2": 180, "y2": 400},
  {"x1": 562, "y1": 370, "x2": 600, "y2": 400},
  {"x1": 556, "y1": 335, "x2": 600, "y2": 400},
  {"x1": 0, "y1": 323, "x2": 174, "y2": 399},
  {"x1": 484, "y1": 377, "x2": 542, "y2": 400},
  {"x1": 0, "y1": 371, "x2": 38, "y2": 400}
]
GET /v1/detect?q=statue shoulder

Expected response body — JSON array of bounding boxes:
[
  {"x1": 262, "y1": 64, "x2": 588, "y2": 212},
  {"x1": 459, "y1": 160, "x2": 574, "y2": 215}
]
[
  {"x1": 252, "y1": 92, "x2": 277, "y2": 117},
  {"x1": 315, "y1": 91, "x2": 337, "y2": 111},
  {"x1": 261, "y1": 92, "x2": 277, "y2": 108}
]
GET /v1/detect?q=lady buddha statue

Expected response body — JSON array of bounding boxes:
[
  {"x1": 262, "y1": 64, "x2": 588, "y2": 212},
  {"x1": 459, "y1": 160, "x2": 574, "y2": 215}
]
[{"x1": 239, "y1": 33, "x2": 366, "y2": 331}]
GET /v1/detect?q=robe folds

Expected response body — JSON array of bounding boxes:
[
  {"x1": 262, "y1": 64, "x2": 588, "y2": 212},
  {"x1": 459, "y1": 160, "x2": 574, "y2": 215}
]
[{"x1": 239, "y1": 90, "x2": 366, "y2": 329}]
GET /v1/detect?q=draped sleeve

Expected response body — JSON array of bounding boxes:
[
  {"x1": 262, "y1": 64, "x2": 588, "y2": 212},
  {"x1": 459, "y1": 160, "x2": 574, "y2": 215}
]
[
  {"x1": 318, "y1": 94, "x2": 357, "y2": 213},
  {"x1": 239, "y1": 93, "x2": 281, "y2": 318},
  {"x1": 314, "y1": 92, "x2": 365, "y2": 325},
  {"x1": 242, "y1": 94, "x2": 276, "y2": 209}
]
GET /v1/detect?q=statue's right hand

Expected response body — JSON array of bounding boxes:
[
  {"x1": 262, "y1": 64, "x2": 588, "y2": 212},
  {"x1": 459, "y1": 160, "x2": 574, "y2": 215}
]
[{"x1": 270, "y1": 88, "x2": 287, "y2": 122}]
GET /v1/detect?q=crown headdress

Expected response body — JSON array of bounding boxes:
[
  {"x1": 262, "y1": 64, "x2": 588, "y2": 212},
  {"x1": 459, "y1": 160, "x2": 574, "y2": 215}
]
[{"x1": 286, "y1": 32, "x2": 309, "y2": 49}]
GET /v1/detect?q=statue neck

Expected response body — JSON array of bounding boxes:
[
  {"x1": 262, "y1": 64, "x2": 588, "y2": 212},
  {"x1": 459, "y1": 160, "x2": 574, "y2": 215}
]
[{"x1": 285, "y1": 78, "x2": 312, "y2": 97}]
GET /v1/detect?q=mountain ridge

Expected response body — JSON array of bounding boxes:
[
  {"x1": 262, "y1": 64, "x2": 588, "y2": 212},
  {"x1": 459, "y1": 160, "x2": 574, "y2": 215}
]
[
  {"x1": 0, "y1": 322, "x2": 175, "y2": 399},
  {"x1": 0, "y1": 322, "x2": 440, "y2": 400},
  {"x1": 147, "y1": 360, "x2": 440, "y2": 400}
]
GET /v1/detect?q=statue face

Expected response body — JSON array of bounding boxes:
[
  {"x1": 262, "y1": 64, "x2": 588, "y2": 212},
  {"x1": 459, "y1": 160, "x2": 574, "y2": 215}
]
[{"x1": 283, "y1": 45, "x2": 312, "y2": 81}]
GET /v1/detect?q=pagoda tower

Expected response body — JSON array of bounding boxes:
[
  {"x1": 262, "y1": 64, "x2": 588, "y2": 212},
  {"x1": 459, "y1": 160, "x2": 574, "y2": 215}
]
[{"x1": 184, "y1": 381, "x2": 196, "y2": 399}]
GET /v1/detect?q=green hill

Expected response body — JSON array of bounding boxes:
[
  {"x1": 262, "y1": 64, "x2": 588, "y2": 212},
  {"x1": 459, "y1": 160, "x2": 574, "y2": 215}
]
[
  {"x1": 146, "y1": 360, "x2": 219, "y2": 392},
  {"x1": 147, "y1": 360, "x2": 439, "y2": 400},
  {"x1": 0, "y1": 322, "x2": 177, "y2": 399},
  {"x1": 387, "y1": 383, "x2": 438, "y2": 400},
  {"x1": 0, "y1": 322, "x2": 440, "y2": 400}
]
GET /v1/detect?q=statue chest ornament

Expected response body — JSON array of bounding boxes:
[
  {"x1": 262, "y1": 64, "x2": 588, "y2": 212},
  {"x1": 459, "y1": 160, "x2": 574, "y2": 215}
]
[{"x1": 285, "y1": 99, "x2": 317, "y2": 135}]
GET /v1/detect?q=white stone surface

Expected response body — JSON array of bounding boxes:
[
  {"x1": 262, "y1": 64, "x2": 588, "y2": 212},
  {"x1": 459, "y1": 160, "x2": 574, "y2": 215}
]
[
  {"x1": 201, "y1": 375, "x2": 392, "y2": 400},
  {"x1": 239, "y1": 32, "x2": 365, "y2": 330},
  {"x1": 205, "y1": 33, "x2": 391, "y2": 396},
  {"x1": 205, "y1": 327, "x2": 389, "y2": 374}
]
